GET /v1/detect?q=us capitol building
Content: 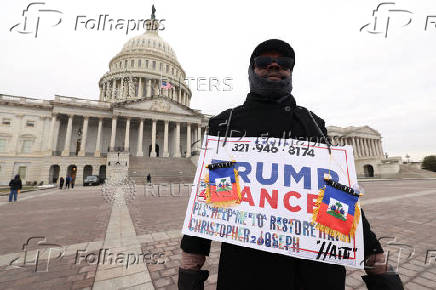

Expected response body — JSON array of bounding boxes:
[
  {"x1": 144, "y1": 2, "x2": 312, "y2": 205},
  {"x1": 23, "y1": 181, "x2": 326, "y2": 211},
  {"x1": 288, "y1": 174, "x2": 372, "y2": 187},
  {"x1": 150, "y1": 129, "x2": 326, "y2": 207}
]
[{"x1": 0, "y1": 12, "x2": 400, "y2": 186}]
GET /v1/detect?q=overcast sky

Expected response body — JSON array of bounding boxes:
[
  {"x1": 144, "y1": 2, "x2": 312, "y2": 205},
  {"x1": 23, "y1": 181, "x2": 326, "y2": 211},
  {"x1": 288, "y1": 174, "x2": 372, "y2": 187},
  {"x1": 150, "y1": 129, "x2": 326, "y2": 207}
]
[{"x1": 1, "y1": 0, "x2": 435, "y2": 161}]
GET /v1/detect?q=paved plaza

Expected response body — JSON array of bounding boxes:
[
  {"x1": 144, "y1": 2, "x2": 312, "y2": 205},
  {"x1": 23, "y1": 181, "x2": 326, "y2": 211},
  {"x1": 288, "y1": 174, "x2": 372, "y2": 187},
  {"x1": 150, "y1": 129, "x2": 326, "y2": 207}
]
[{"x1": 0, "y1": 179, "x2": 435, "y2": 289}]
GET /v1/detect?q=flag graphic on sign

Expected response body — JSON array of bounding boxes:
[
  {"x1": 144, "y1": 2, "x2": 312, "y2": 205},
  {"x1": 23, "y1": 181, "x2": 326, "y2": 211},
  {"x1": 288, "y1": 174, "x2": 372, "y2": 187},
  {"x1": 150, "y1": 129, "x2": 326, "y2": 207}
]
[
  {"x1": 326, "y1": 197, "x2": 348, "y2": 221},
  {"x1": 204, "y1": 160, "x2": 241, "y2": 207},
  {"x1": 312, "y1": 182, "x2": 360, "y2": 242}
]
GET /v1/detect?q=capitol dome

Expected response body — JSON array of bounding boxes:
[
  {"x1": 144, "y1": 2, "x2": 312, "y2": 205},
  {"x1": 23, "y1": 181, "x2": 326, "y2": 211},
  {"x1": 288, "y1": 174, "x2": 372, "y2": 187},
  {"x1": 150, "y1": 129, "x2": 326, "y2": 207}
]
[{"x1": 98, "y1": 11, "x2": 191, "y2": 107}]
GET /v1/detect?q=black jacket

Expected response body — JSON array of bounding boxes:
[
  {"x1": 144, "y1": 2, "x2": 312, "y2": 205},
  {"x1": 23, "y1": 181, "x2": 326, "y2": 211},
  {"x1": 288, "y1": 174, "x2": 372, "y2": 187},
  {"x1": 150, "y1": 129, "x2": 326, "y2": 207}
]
[
  {"x1": 181, "y1": 92, "x2": 384, "y2": 290},
  {"x1": 9, "y1": 178, "x2": 22, "y2": 190}
]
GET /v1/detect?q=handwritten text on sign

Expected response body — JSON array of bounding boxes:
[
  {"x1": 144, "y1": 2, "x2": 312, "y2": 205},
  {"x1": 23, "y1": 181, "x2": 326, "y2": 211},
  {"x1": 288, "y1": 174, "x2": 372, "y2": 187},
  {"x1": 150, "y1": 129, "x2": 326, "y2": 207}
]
[{"x1": 182, "y1": 136, "x2": 364, "y2": 269}]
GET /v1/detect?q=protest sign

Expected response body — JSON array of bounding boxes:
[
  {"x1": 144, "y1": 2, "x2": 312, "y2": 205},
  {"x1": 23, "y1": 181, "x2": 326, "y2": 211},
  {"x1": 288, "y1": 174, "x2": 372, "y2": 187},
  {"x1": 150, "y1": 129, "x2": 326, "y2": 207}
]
[{"x1": 182, "y1": 136, "x2": 364, "y2": 269}]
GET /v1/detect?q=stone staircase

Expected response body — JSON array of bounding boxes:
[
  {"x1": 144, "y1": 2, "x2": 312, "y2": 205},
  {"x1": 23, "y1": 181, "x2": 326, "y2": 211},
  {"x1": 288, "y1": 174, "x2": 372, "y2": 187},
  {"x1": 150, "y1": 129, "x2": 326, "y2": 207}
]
[
  {"x1": 128, "y1": 156, "x2": 197, "y2": 184},
  {"x1": 397, "y1": 164, "x2": 436, "y2": 178}
]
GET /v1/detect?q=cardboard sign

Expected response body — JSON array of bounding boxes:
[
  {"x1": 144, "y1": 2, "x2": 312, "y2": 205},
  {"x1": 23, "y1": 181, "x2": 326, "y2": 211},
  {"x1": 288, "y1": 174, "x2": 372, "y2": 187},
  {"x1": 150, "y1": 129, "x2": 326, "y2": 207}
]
[{"x1": 182, "y1": 136, "x2": 364, "y2": 269}]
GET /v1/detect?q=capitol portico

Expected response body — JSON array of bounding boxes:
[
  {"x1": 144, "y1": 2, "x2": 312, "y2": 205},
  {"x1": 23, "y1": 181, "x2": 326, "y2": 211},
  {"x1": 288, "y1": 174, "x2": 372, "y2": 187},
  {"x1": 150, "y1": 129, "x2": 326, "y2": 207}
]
[{"x1": 327, "y1": 126, "x2": 400, "y2": 178}]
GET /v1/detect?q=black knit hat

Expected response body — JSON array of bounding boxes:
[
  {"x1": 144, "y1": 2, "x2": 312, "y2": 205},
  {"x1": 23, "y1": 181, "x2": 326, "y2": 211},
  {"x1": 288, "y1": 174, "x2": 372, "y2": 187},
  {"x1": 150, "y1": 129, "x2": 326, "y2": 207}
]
[{"x1": 250, "y1": 39, "x2": 295, "y2": 69}]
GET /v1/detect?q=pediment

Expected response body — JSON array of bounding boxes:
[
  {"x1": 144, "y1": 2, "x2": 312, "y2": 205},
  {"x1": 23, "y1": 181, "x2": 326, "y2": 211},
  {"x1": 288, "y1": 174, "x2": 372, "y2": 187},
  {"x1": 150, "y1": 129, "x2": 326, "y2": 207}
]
[
  {"x1": 326, "y1": 125, "x2": 380, "y2": 137},
  {"x1": 357, "y1": 126, "x2": 380, "y2": 136},
  {"x1": 117, "y1": 98, "x2": 199, "y2": 116}
]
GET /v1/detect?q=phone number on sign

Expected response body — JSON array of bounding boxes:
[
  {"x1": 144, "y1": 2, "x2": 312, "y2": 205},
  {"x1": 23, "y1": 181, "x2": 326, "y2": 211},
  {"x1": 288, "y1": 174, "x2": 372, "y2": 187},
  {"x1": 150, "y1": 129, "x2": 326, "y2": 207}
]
[{"x1": 231, "y1": 143, "x2": 315, "y2": 157}]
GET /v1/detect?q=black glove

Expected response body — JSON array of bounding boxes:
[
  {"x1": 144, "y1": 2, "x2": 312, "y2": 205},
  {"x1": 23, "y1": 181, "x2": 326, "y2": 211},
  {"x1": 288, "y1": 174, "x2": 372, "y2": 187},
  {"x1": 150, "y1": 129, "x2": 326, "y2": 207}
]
[
  {"x1": 178, "y1": 268, "x2": 209, "y2": 290},
  {"x1": 362, "y1": 273, "x2": 404, "y2": 290}
]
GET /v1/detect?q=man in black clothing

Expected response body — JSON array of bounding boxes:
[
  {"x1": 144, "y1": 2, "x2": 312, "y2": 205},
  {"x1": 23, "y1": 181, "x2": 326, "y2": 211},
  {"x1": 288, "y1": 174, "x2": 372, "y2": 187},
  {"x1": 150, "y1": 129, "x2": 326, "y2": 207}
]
[
  {"x1": 59, "y1": 176, "x2": 64, "y2": 189},
  {"x1": 179, "y1": 39, "x2": 401, "y2": 290},
  {"x1": 65, "y1": 175, "x2": 70, "y2": 189},
  {"x1": 9, "y1": 174, "x2": 22, "y2": 203}
]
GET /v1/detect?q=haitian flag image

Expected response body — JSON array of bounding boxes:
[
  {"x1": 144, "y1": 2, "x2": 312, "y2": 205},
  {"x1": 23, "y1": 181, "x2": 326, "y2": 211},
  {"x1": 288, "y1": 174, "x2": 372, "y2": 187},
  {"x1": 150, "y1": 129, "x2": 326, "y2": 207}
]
[
  {"x1": 312, "y1": 183, "x2": 361, "y2": 242},
  {"x1": 205, "y1": 160, "x2": 241, "y2": 207}
]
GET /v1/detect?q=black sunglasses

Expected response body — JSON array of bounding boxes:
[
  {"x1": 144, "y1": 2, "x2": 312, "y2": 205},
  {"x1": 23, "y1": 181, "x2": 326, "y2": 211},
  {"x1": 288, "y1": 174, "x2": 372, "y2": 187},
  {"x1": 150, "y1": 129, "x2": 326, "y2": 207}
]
[{"x1": 254, "y1": 56, "x2": 294, "y2": 70}]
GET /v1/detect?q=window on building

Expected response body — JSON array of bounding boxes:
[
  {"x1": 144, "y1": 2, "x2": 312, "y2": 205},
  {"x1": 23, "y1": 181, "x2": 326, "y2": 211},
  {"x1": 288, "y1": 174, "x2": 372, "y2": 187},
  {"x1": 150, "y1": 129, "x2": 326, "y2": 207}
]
[
  {"x1": 145, "y1": 60, "x2": 149, "y2": 68},
  {"x1": 152, "y1": 61, "x2": 156, "y2": 69},
  {"x1": 26, "y1": 120, "x2": 35, "y2": 127},
  {"x1": 131, "y1": 59, "x2": 134, "y2": 67},
  {"x1": 159, "y1": 63, "x2": 162, "y2": 71},
  {"x1": 22, "y1": 140, "x2": 32, "y2": 153},
  {"x1": 2, "y1": 118, "x2": 11, "y2": 126},
  {"x1": 0, "y1": 139, "x2": 7, "y2": 152},
  {"x1": 124, "y1": 60, "x2": 128, "y2": 68},
  {"x1": 138, "y1": 59, "x2": 142, "y2": 67},
  {"x1": 166, "y1": 65, "x2": 169, "y2": 73}
]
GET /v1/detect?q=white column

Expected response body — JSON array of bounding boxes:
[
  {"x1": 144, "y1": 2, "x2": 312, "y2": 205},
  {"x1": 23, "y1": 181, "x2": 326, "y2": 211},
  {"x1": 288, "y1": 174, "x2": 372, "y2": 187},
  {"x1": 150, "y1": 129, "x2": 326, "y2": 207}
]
[
  {"x1": 186, "y1": 123, "x2": 191, "y2": 158},
  {"x1": 102, "y1": 82, "x2": 107, "y2": 100},
  {"x1": 138, "y1": 77, "x2": 143, "y2": 98},
  {"x1": 124, "y1": 118, "x2": 130, "y2": 152},
  {"x1": 47, "y1": 114, "x2": 57, "y2": 154},
  {"x1": 112, "y1": 79, "x2": 117, "y2": 100},
  {"x1": 136, "y1": 118, "x2": 144, "y2": 156},
  {"x1": 377, "y1": 139, "x2": 383, "y2": 156},
  {"x1": 146, "y1": 79, "x2": 151, "y2": 98},
  {"x1": 351, "y1": 137, "x2": 357, "y2": 157},
  {"x1": 78, "y1": 116, "x2": 89, "y2": 156},
  {"x1": 197, "y1": 125, "x2": 202, "y2": 151},
  {"x1": 61, "y1": 114, "x2": 73, "y2": 156},
  {"x1": 174, "y1": 122, "x2": 181, "y2": 157},
  {"x1": 119, "y1": 79, "x2": 124, "y2": 99},
  {"x1": 128, "y1": 77, "x2": 133, "y2": 98},
  {"x1": 94, "y1": 118, "x2": 103, "y2": 157},
  {"x1": 178, "y1": 88, "x2": 182, "y2": 103},
  {"x1": 150, "y1": 119, "x2": 157, "y2": 157},
  {"x1": 376, "y1": 139, "x2": 381, "y2": 156},
  {"x1": 163, "y1": 120, "x2": 169, "y2": 157},
  {"x1": 110, "y1": 117, "x2": 117, "y2": 151},
  {"x1": 358, "y1": 138, "x2": 364, "y2": 157},
  {"x1": 364, "y1": 138, "x2": 370, "y2": 157},
  {"x1": 193, "y1": 125, "x2": 198, "y2": 152}
]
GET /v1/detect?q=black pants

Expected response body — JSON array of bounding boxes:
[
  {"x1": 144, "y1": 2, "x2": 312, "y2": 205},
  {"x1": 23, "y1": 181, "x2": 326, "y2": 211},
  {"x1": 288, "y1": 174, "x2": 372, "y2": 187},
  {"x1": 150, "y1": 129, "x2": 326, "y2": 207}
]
[{"x1": 216, "y1": 243, "x2": 346, "y2": 290}]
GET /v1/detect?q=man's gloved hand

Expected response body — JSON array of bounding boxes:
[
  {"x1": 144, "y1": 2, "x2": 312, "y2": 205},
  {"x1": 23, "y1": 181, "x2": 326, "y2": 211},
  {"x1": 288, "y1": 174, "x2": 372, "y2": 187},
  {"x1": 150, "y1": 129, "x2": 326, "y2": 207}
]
[
  {"x1": 362, "y1": 254, "x2": 404, "y2": 290},
  {"x1": 178, "y1": 268, "x2": 209, "y2": 290},
  {"x1": 365, "y1": 253, "x2": 388, "y2": 275},
  {"x1": 179, "y1": 251, "x2": 208, "y2": 290}
]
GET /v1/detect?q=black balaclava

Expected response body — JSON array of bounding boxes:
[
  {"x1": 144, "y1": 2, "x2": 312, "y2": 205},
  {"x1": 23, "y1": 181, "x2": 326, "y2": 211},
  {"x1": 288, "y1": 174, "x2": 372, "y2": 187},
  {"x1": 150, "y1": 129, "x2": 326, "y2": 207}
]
[{"x1": 248, "y1": 39, "x2": 295, "y2": 101}]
